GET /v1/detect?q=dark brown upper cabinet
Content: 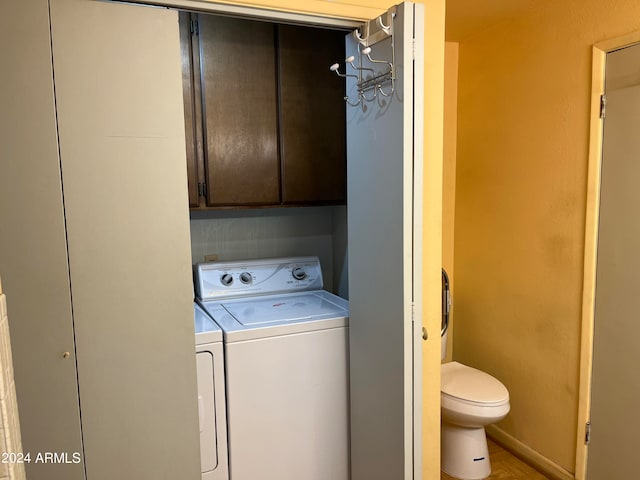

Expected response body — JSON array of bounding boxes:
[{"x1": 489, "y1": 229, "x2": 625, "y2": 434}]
[
  {"x1": 199, "y1": 15, "x2": 280, "y2": 206},
  {"x1": 179, "y1": 12, "x2": 200, "y2": 207},
  {"x1": 278, "y1": 25, "x2": 347, "y2": 205},
  {"x1": 181, "y1": 13, "x2": 347, "y2": 209}
]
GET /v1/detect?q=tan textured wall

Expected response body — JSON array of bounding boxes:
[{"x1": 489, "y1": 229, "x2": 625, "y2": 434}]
[
  {"x1": 0, "y1": 279, "x2": 26, "y2": 480},
  {"x1": 453, "y1": 0, "x2": 640, "y2": 473}
]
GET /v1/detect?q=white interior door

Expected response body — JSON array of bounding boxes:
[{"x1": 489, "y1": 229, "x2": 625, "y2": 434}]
[
  {"x1": 346, "y1": 3, "x2": 424, "y2": 479},
  {"x1": 588, "y1": 44, "x2": 640, "y2": 479}
]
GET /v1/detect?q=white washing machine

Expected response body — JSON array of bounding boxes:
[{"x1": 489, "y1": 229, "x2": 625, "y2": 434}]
[
  {"x1": 195, "y1": 257, "x2": 349, "y2": 480},
  {"x1": 194, "y1": 303, "x2": 229, "y2": 480}
]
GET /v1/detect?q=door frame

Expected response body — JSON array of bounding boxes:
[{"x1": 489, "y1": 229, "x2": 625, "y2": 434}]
[
  {"x1": 578, "y1": 30, "x2": 640, "y2": 480},
  {"x1": 109, "y1": 2, "x2": 444, "y2": 478}
]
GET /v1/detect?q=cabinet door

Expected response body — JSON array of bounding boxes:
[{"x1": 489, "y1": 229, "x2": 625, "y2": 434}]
[
  {"x1": 199, "y1": 15, "x2": 280, "y2": 206},
  {"x1": 180, "y1": 12, "x2": 201, "y2": 207},
  {"x1": 278, "y1": 25, "x2": 347, "y2": 204}
]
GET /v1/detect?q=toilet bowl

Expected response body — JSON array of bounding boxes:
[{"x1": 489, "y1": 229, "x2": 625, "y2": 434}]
[{"x1": 441, "y1": 361, "x2": 510, "y2": 480}]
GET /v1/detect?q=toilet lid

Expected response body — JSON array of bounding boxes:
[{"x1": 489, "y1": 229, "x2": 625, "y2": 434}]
[{"x1": 441, "y1": 361, "x2": 509, "y2": 404}]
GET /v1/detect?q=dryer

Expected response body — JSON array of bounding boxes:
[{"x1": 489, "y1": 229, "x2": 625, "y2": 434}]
[
  {"x1": 194, "y1": 304, "x2": 229, "y2": 480},
  {"x1": 195, "y1": 257, "x2": 349, "y2": 480}
]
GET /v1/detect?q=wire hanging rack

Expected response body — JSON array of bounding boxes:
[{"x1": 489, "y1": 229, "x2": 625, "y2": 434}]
[{"x1": 329, "y1": 7, "x2": 396, "y2": 107}]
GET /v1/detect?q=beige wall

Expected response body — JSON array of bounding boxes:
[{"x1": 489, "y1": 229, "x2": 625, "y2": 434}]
[
  {"x1": 189, "y1": 207, "x2": 341, "y2": 292},
  {"x1": 453, "y1": 0, "x2": 640, "y2": 474}
]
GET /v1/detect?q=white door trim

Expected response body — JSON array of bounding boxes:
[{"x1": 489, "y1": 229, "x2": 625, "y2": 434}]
[{"x1": 111, "y1": 0, "x2": 364, "y2": 27}]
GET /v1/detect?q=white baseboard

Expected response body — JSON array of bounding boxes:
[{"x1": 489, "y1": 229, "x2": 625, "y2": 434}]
[{"x1": 486, "y1": 425, "x2": 575, "y2": 480}]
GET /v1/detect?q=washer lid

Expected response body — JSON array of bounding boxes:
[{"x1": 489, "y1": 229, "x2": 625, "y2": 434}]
[
  {"x1": 441, "y1": 361, "x2": 509, "y2": 404},
  {"x1": 194, "y1": 303, "x2": 222, "y2": 345},
  {"x1": 222, "y1": 292, "x2": 346, "y2": 326},
  {"x1": 198, "y1": 290, "x2": 349, "y2": 343}
]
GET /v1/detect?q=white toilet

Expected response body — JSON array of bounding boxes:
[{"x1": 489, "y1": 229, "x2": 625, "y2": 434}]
[
  {"x1": 440, "y1": 270, "x2": 510, "y2": 480},
  {"x1": 440, "y1": 361, "x2": 510, "y2": 479}
]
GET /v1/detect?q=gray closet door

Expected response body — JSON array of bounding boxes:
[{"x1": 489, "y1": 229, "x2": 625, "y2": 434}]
[
  {"x1": 0, "y1": 1, "x2": 84, "y2": 479},
  {"x1": 346, "y1": 3, "x2": 424, "y2": 479},
  {"x1": 588, "y1": 44, "x2": 640, "y2": 479},
  {"x1": 49, "y1": 1, "x2": 200, "y2": 478}
]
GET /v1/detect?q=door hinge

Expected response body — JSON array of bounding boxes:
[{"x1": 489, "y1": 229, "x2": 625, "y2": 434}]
[
  {"x1": 585, "y1": 421, "x2": 591, "y2": 445},
  {"x1": 190, "y1": 17, "x2": 199, "y2": 36},
  {"x1": 197, "y1": 182, "x2": 207, "y2": 198},
  {"x1": 599, "y1": 94, "x2": 606, "y2": 119}
]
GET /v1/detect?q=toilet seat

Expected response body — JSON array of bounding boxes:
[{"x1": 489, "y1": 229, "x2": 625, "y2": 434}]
[
  {"x1": 441, "y1": 361, "x2": 509, "y2": 406},
  {"x1": 441, "y1": 391, "x2": 509, "y2": 408}
]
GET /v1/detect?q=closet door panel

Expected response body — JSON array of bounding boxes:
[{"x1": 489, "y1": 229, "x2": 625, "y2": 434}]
[
  {"x1": 50, "y1": 1, "x2": 201, "y2": 478},
  {"x1": 0, "y1": 1, "x2": 84, "y2": 479},
  {"x1": 199, "y1": 15, "x2": 280, "y2": 206},
  {"x1": 278, "y1": 25, "x2": 346, "y2": 204},
  {"x1": 345, "y1": 4, "x2": 426, "y2": 478}
]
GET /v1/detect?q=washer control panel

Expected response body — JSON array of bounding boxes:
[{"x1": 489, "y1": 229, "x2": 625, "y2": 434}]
[{"x1": 195, "y1": 256, "x2": 323, "y2": 301}]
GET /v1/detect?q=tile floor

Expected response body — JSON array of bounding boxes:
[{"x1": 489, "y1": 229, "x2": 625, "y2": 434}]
[{"x1": 441, "y1": 439, "x2": 549, "y2": 480}]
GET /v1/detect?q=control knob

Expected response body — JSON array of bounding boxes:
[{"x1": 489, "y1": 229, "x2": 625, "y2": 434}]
[
  {"x1": 292, "y1": 267, "x2": 307, "y2": 281},
  {"x1": 220, "y1": 273, "x2": 233, "y2": 286},
  {"x1": 240, "y1": 272, "x2": 252, "y2": 284}
]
